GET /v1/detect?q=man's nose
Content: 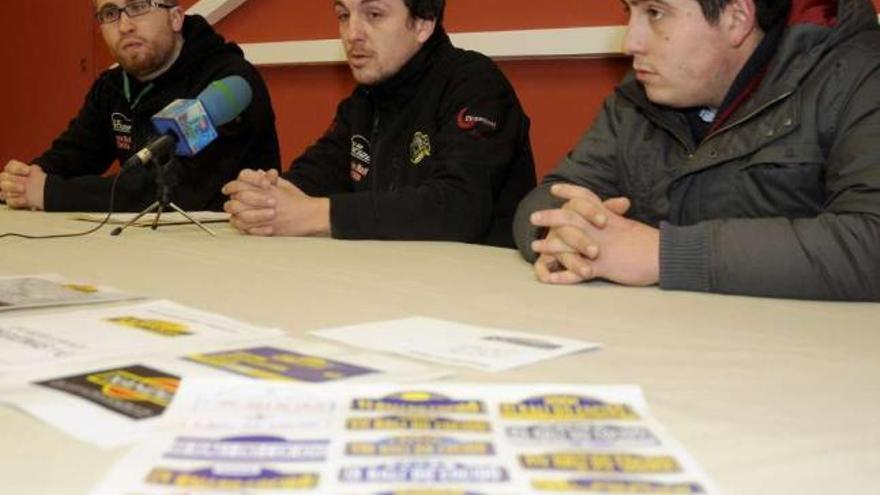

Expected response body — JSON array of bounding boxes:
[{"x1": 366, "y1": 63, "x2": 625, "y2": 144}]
[
  {"x1": 117, "y1": 10, "x2": 137, "y2": 33},
  {"x1": 345, "y1": 14, "x2": 367, "y2": 43},
  {"x1": 622, "y1": 21, "x2": 645, "y2": 56}
]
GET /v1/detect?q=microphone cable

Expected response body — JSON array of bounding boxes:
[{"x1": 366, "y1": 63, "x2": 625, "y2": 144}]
[{"x1": 0, "y1": 167, "x2": 128, "y2": 240}]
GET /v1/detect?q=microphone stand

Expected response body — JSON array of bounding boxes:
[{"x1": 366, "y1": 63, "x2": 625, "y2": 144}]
[{"x1": 110, "y1": 151, "x2": 216, "y2": 237}]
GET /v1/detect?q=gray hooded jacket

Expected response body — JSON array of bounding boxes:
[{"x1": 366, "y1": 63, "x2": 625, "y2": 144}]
[{"x1": 514, "y1": 0, "x2": 880, "y2": 301}]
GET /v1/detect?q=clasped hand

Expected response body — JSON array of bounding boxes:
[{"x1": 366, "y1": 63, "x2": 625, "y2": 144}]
[
  {"x1": 0, "y1": 160, "x2": 46, "y2": 210},
  {"x1": 222, "y1": 169, "x2": 330, "y2": 237},
  {"x1": 529, "y1": 184, "x2": 660, "y2": 286}
]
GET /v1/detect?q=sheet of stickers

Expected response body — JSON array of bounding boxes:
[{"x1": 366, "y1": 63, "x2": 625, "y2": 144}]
[{"x1": 91, "y1": 378, "x2": 722, "y2": 494}]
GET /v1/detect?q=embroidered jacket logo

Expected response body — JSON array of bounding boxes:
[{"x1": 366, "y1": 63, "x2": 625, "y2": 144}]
[
  {"x1": 111, "y1": 113, "x2": 133, "y2": 134},
  {"x1": 350, "y1": 135, "x2": 372, "y2": 182},
  {"x1": 112, "y1": 112, "x2": 134, "y2": 151},
  {"x1": 410, "y1": 132, "x2": 432, "y2": 165},
  {"x1": 457, "y1": 108, "x2": 497, "y2": 131},
  {"x1": 350, "y1": 135, "x2": 371, "y2": 165}
]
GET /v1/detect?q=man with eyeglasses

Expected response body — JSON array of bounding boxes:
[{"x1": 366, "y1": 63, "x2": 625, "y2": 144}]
[
  {"x1": 0, "y1": 0, "x2": 280, "y2": 213},
  {"x1": 221, "y1": 0, "x2": 536, "y2": 247}
]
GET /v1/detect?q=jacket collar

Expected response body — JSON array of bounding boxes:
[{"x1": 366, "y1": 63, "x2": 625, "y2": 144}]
[{"x1": 358, "y1": 27, "x2": 452, "y2": 108}]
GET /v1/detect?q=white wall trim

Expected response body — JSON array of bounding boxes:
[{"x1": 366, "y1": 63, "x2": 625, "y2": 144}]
[
  {"x1": 240, "y1": 26, "x2": 628, "y2": 67},
  {"x1": 453, "y1": 26, "x2": 627, "y2": 59},
  {"x1": 242, "y1": 39, "x2": 346, "y2": 67},
  {"x1": 187, "y1": 0, "x2": 249, "y2": 25},
  {"x1": 188, "y1": 0, "x2": 880, "y2": 68}
]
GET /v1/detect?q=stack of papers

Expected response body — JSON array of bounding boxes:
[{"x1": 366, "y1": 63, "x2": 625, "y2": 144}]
[
  {"x1": 0, "y1": 303, "x2": 450, "y2": 447},
  {"x1": 0, "y1": 287, "x2": 607, "y2": 447}
]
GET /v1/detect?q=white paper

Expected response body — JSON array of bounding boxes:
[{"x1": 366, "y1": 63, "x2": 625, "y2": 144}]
[
  {"x1": 0, "y1": 273, "x2": 141, "y2": 312},
  {"x1": 70, "y1": 211, "x2": 229, "y2": 226},
  {"x1": 0, "y1": 299, "x2": 282, "y2": 374},
  {"x1": 0, "y1": 338, "x2": 449, "y2": 447},
  {"x1": 314, "y1": 317, "x2": 601, "y2": 372},
  {"x1": 90, "y1": 380, "x2": 723, "y2": 494}
]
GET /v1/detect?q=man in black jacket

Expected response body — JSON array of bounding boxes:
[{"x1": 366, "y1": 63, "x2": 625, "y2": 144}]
[
  {"x1": 0, "y1": 0, "x2": 280, "y2": 212},
  {"x1": 222, "y1": 0, "x2": 535, "y2": 247}
]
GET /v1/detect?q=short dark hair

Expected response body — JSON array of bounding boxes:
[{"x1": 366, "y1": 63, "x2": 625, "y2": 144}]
[
  {"x1": 696, "y1": 0, "x2": 791, "y2": 31},
  {"x1": 404, "y1": 0, "x2": 445, "y2": 25}
]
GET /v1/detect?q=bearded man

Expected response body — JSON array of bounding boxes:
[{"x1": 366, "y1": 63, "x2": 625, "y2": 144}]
[{"x1": 0, "y1": 0, "x2": 280, "y2": 212}]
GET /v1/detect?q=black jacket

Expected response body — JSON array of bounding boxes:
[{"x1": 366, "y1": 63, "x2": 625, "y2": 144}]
[
  {"x1": 284, "y1": 29, "x2": 536, "y2": 247},
  {"x1": 35, "y1": 15, "x2": 280, "y2": 212}
]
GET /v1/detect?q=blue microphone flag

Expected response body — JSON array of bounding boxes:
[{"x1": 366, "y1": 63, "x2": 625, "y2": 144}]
[
  {"x1": 150, "y1": 76, "x2": 253, "y2": 157},
  {"x1": 151, "y1": 99, "x2": 218, "y2": 157}
]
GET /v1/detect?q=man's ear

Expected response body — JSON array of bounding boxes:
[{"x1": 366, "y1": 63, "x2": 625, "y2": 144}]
[
  {"x1": 414, "y1": 17, "x2": 437, "y2": 43},
  {"x1": 721, "y1": 0, "x2": 760, "y2": 47},
  {"x1": 170, "y1": 6, "x2": 185, "y2": 33}
]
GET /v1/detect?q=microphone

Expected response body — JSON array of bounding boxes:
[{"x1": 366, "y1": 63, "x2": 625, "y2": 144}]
[{"x1": 123, "y1": 76, "x2": 253, "y2": 168}]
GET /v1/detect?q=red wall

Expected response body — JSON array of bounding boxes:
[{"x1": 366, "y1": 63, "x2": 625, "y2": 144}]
[
  {"x1": 218, "y1": 0, "x2": 626, "y2": 41},
  {"x1": 0, "y1": 3, "x2": 98, "y2": 164},
  {"x1": 3, "y1": 1, "x2": 879, "y2": 180}
]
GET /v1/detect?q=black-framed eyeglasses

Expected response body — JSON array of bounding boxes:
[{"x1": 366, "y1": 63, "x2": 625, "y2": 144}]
[{"x1": 95, "y1": 0, "x2": 174, "y2": 24}]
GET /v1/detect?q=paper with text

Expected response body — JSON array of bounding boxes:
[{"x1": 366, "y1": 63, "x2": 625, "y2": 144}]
[
  {"x1": 314, "y1": 317, "x2": 600, "y2": 372},
  {"x1": 0, "y1": 299, "x2": 282, "y2": 374}
]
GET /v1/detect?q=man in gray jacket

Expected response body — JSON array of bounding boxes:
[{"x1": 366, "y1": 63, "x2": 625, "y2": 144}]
[{"x1": 514, "y1": 0, "x2": 880, "y2": 301}]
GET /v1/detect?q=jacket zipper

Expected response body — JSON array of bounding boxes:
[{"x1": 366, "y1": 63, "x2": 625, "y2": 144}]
[
  {"x1": 634, "y1": 88, "x2": 795, "y2": 158},
  {"x1": 703, "y1": 90, "x2": 795, "y2": 143},
  {"x1": 643, "y1": 110, "x2": 695, "y2": 156},
  {"x1": 370, "y1": 111, "x2": 382, "y2": 194}
]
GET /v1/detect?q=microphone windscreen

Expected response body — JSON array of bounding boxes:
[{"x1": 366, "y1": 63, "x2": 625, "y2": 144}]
[{"x1": 197, "y1": 76, "x2": 253, "y2": 127}]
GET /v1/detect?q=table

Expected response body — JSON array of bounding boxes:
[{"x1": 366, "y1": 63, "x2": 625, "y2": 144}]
[{"x1": 0, "y1": 209, "x2": 878, "y2": 494}]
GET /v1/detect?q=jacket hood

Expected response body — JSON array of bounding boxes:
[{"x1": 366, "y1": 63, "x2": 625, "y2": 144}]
[
  {"x1": 159, "y1": 15, "x2": 243, "y2": 82},
  {"x1": 762, "y1": 0, "x2": 878, "y2": 94},
  {"x1": 787, "y1": 0, "x2": 878, "y2": 35}
]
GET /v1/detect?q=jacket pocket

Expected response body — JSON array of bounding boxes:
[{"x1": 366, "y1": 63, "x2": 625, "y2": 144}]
[
  {"x1": 735, "y1": 143, "x2": 826, "y2": 218},
  {"x1": 737, "y1": 143, "x2": 825, "y2": 171}
]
